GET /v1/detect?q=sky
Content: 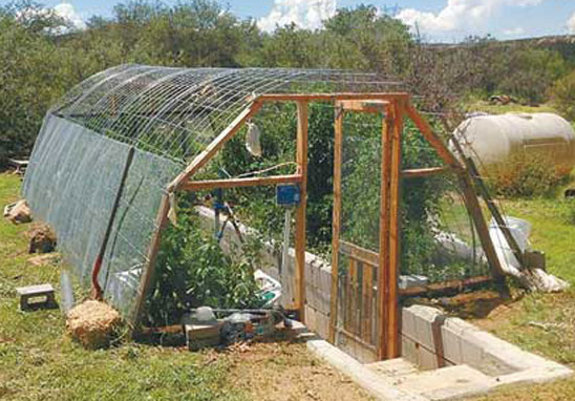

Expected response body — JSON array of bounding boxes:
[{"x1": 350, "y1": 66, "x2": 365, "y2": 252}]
[{"x1": 29, "y1": 0, "x2": 575, "y2": 43}]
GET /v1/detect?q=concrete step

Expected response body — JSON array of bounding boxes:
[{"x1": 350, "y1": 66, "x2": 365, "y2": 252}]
[
  {"x1": 367, "y1": 358, "x2": 420, "y2": 378},
  {"x1": 394, "y1": 364, "x2": 493, "y2": 400}
]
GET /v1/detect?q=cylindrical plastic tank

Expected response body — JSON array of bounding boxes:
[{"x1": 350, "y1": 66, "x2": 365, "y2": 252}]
[{"x1": 451, "y1": 113, "x2": 575, "y2": 175}]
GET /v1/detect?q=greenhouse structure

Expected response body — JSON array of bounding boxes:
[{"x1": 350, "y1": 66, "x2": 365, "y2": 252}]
[{"x1": 23, "y1": 64, "x2": 508, "y2": 361}]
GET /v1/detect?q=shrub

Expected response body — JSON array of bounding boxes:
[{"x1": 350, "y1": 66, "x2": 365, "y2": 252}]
[
  {"x1": 549, "y1": 70, "x2": 575, "y2": 121},
  {"x1": 486, "y1": 153, "x2": 566, "y2": 198}
]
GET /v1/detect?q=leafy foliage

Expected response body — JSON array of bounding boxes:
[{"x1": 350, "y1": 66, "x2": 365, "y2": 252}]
[
  {"x1": 550, "y1": 69, "x2": 575, "y2": 120},
  {"x1": 1, "y1": 0, "x2": 574, "y2": 168},
  {"x1": 145, "y1": 208, "x2": 260, "y2": 326}
]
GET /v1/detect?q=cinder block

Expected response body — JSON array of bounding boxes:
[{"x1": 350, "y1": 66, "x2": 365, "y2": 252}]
[
  {"x1": 408, "y1": 305, "x2": 443, "y2": 351},
  {"x1": 402, "y1": 335, "x2": 418, "y2": 365},
  {"x1": 417, "y1": 345, "x2": 442, "y2": 371},
  {"x1": 401, "y1": 307, "x2": 417, "y2": 335},
  {"x1": 460, "y1": 336, "x2": 486, "y2": 369},
  {"x1": 441, "y1": 322, "x2": 463, "y2": 364}
]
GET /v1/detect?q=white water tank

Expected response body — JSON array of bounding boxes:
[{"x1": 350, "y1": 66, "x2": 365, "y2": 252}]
[{"x1": 451, "y1": 113, "x2": 575, "y2": 175}]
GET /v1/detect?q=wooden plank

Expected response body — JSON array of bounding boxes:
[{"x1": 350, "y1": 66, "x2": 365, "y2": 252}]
[
  {"x1": 362, "y1": 264, "x2": 373, "y2": 343},
  {"x1": 132, "y1": 193, "x2": 171, "y2": 331},
  {"x1": 399, "y1": 275, "x2": 493, "y2": 296},
  {"x1": 168, "y1": 102, "x2": 263, "y2": 192},
  {"x1": 458, "y1": 170, "x2": 506, "y2": 281},
  {"x1": 377, "y1": 105, "x2": 393, "y2": 360},
  {"x1": 350, "y1": 258, "x2": 359, "y2": 335},
  {"x1": 338, "y1": 327, "x2": 378, "y2": 353},
  {"x1": 16, "y1": 284, "x2": 54, "y2": 296},
  {"x1": 329, "y1": 104, "x2": 344, "y2": 344},
  {"x1": 404, "y1": 103, "x2": 459, "y2": 168},
  {"x1": 180, "y1": 174, "x2": 303, "y2": 192},
  {"x1": 256, "y1": 93, "x2": 409, "y2": 103},
  {"x1": 401, "y1": 166, "x2": 448, "y2": 178},
  {"x1": 464, "y1": 156, "x2": 525, "y2": 268},
  {"x1": 295, "y1": 101, "x2": 309, "y2": 321},
  {"x1": 339, "y1": 100, "x2": 388, "y2": 113},
  {"x1": 339, "y1": 240, "x2": 379, "y2": 267},
  {"x1": 386, "y1": 101, "x2": 403, "y2": 359},
  {"x1": 345, "y1": 258, "x2": 356, "y2": 333}
]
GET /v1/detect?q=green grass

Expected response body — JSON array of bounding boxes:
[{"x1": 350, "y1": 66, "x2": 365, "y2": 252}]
[
  {"x1": 468, "y1": 187, "x2": 575, "y2": 400},
  {"x1": 0, "y1": 174, "x2": 247, "y2": 401},
  {"x1": 477, "y1": 195, "x2": 575, "y2": 363},
  {"x1": 4, "y1": 169, "x2": 575, "y2": 400}
]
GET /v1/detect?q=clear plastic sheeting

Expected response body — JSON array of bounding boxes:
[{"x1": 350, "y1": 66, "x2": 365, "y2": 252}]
[{"x1": 23, "y1": 115, "x2": 181, "y2": 317}]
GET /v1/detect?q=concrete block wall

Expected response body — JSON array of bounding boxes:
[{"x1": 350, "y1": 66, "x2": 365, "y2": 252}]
[{"x1": 401, "y1": 305, "x2": 519, "y2": 375}]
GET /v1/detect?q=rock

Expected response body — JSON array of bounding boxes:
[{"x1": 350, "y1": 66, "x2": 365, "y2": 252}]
[
  {"x1": 26, "y1": 224, "x2": 57, "y2": 254},
  {"x1": 3, "y1": 200, "x2": 32, "y2": 224}
]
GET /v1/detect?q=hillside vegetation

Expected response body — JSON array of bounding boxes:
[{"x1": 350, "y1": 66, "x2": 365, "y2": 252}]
[{"x1": 1, "y1": 0, "x2": 575, "y2": 166}]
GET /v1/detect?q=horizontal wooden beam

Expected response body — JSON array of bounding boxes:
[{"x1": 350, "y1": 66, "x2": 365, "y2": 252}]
[
  {"x1": 339, "y1": 240, "x2": 379, "y2": 267},
  {"x1": 256, "y1": 92, "x2": 409, "y2": 103},
  {"x1": 180, "y1": 174, "x2": 303, "y2": 192},
  {"x1": 401, "y1": 166, "x2": 449, "y2": 179},
  {"x1": 338, "y1": 100, "x2": 389, "y2": 113},
  {"x1": 399, "y1": 275, "x2": 492, "y2": 297}
]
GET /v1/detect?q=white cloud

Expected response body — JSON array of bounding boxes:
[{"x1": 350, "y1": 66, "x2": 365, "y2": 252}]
[
  {"x1": 53, "y1": 2, "x2": 86, "y2": 30},
  {"x1": 15, "y1": 2, "x2": 86, "y2": 32},
  {"x1": 258, "y1": 0, "x2": 336, "y2": 32},
  {"x1": 568, "y1": 12, "x2": 575, "y2": 34},
  {"x1": 503, "y1": 26, "x2": 525, "y2": 35},
  {"x1": 396, "y1": 0, "x2": 543, "y2": 34}
]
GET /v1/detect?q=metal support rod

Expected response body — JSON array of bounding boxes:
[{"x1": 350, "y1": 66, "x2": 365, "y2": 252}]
[{"x1": 91, "y1": 146, "x2": 135, "y2": 300}]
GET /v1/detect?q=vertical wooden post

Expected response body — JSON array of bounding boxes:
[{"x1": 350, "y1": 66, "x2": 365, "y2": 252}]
[
  {"x1": 295, "y1": 101, "x2": 309, "y2": 321},
  {"x1": 378, "y1": 105, "x2": 393, "y2": 359},
  {"x1": 329, "y1": 104, "x2": 344, "y2": 343},
  {"x1": 386, "y1": 101, "x2": 403, "y2": 359}
]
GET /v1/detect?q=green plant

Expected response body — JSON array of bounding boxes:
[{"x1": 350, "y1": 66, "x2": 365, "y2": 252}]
[
  {"x1": 550, "y1": 70, "x2": 575, "y2": 121},
  {"x1": 144, "y1": 207, "x2": 260, "y2": 326}
]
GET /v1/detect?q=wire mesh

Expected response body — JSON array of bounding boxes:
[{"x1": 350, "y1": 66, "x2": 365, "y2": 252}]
[
  {"x1": 24, "y1": 65, "x2": 402, "y2": 322},
  {"x1": 54, "y1": 64, "x2": 404, "y2": 164}
]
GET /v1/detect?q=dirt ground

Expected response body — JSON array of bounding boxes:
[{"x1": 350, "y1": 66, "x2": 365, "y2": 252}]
[{"x1": 217, "y1": 332, "x2": 373, "y2": 401}]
